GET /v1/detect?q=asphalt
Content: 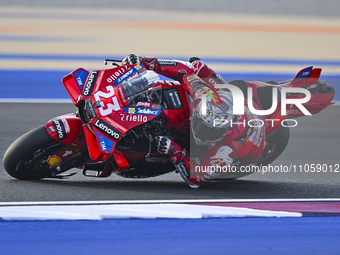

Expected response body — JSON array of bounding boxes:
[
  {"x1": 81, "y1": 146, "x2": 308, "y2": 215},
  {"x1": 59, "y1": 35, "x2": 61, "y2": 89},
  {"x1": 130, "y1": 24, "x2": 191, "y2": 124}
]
[{"x1": 0, "y1": 103, "x2": 339, "y2": 202}]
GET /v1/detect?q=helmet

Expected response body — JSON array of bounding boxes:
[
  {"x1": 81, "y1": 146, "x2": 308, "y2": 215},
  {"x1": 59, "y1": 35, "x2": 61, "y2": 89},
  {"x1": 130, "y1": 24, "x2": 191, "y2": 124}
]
[{"x1": 191, "y1": 91, "x2": 234, "y2": 144}]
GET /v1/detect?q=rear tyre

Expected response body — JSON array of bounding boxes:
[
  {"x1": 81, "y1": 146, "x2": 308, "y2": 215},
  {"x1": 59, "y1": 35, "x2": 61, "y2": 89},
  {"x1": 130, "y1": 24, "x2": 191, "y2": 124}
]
[
  {"x1": 3, "y1": 125, "x2": 65, "y2": 180},
  {"x1": 259, "y1": 125, "x2": 290, "y2": 166}
]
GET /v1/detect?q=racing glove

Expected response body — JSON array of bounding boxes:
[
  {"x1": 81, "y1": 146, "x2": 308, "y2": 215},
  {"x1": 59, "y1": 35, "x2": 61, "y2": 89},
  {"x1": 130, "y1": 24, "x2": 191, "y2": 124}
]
[
  {"x1": 122, "y1": 54, "x2": 141, "y2": 65},
  {"x1": 155, "y1": 136, "x2": 203, "y2": 188}
]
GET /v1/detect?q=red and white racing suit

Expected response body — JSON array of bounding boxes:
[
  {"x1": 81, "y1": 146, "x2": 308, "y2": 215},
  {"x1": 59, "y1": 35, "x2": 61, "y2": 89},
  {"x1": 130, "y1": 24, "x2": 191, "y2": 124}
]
[{"x1": 123, "y1": 55, "x2": 265, "y2": 188}]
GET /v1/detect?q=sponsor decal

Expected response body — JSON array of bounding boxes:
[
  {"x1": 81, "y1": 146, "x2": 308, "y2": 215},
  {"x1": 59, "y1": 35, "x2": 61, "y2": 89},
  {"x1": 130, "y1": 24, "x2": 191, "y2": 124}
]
[
  {"x1": 187, "y1": 76, "x2": 198, "y2": 81},
  {"x1": 71, "y1": 136, "x2": 82, "y2": 147},
  {"x1": 120, "y1": 114, "x2": 148, "y2": 122},
  {"x1": 93, "y1": 70, "x2": 105, "y2": 93},
  {"x1": 246, "y1": 125, "x2": 252, "y2": 136},
  {"x1": 52, "y1": 119, "x2": 67, "y2": 140},
  {"x1": 61, "y1": 119, "x2": 70, "y2": 133},
  {"x1": 136, "y1": 102, "x2": 151, "y2": 108},
  {"x1": 177, "y1": 161, "x2": 189, "y2": 177},
  {"x1": 106, "y1": 66, "x2": 130, "y2": 83},
  {"x1": 286, "y1": 105, "x2": 302, "y2": 115},
  {"x1": 118, "y1": 86, "x2": 127, "y2": 104},
  {"x1": 47, "y1": 126, "x2": 54, "y2": 132},
  {"x1": 96, "y1": 131, "x2": 115, "y2": 152},
  {"x1": 211, "y1": 73, "x2": 228, "y2": 84},
  {"x1": 123, "y1": 107, "x2": 161, "y2": 117},
  {"x1": 173, "y1": 91, "x2": 182, "y2": 106},
  {"x1": 192, "y1": 61, "x2": 204, "y2": 74},
  {"x1": 62, "y1": 150, "x2": 73, "y2": 157},
  {"x1": 73, "y1": 69, "x2": 89, "y2": 90},
  {"x1": 108, "y1": 67, "x2": 138, "y2": 86},
  {"x1": 163, "y1": 89, "x2": 183, "y2": 109},
  {"x1": 256, "y1": 130, "x2": 264, "y2": 147},
  {"x1": 47, "y1": 156, "x2": 61, "y2": 167},
  {"x1": 293, "y1": 66, "x2": 313, "y2": 81},
  {"x1": 104, "y1": 117, "x2": 127, "y2": 133},
  {"x1": 135, "y1": 108, "x2": 161, "y2": 116},
  {"x1": 82, "y1": 71, "x2": 98, "y2": 96},
  {"x1": 158, "y1": 60, "x2": 177, "y2": 66},
  {"x1": 85, "y1": 99, "x2": 97, "y2": 118},
  {"x1": 94, "y1": 119, "x2": 122, "y2": 140}
]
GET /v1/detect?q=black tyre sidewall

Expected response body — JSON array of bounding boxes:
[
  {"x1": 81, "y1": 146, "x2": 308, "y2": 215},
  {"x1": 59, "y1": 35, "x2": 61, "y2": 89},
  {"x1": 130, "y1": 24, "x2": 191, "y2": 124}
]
[
  {"x1": 259, "y1": 125, "x2": 290, "y2": 166},
  {"x1": 3, "y1": 125, "x2": 58, "y2": 180}
]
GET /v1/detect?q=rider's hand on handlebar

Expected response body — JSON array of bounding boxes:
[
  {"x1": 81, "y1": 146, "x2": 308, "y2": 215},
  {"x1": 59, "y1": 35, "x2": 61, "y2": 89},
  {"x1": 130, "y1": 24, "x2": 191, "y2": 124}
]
[{"x1": 122, "y1": 54, "x2": 140, "y2": 66}]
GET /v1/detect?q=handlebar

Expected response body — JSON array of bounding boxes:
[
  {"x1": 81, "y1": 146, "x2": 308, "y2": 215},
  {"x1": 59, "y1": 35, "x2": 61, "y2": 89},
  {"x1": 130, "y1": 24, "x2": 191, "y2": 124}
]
[{"x1": 104, "y1": 59, "x2": 122, "y2": 67}]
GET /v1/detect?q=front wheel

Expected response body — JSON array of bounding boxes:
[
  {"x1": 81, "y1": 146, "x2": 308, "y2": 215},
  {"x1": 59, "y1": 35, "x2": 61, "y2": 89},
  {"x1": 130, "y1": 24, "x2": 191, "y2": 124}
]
[{"x1": 3, "y1": 125, "x2": 67, "y2": 180}]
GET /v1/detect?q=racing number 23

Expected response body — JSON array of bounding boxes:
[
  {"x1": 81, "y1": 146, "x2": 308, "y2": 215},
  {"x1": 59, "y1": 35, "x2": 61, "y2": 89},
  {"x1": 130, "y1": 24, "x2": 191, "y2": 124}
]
[{"x1": 94, "y1": 86, "x2": 121, "y2": 116}]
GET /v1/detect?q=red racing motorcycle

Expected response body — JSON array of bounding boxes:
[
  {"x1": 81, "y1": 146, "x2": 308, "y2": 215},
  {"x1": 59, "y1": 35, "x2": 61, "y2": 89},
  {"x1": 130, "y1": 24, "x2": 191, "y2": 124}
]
[{"x1": 3, "y1": 61, "x2": 335, "y2": 181}]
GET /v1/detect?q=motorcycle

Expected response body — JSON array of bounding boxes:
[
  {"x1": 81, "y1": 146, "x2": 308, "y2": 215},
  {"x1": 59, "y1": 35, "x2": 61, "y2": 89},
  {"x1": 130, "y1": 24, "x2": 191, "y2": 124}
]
[{"x1": 3, "y1": 60, "x2": 335, "y2": 182}]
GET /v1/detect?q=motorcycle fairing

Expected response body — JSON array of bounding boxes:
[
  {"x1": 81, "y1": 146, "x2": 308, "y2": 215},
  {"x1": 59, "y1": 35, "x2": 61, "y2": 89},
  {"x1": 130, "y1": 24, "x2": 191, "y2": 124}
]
[
  {"x1": 62, "y1": 68, "x2": 89, "y2": 106},
  {"x1": 73, "y1": 69, "x2": 89, "y2": 90},
  {"x1": 45, "y1": 114, "x2": 88, "y2": 168},
  {"x1": 292, "y1": 66, "x2": 313, "y2": 82},
  {"x1": 78, "y1": 65, "x2": 162, "y2": 161},
  {"x1": 83, "y1": 123, "x2": 106, "y2": 161},
  {"x1": 46, "y1": 114, "x2": 84, "y2": 144}
]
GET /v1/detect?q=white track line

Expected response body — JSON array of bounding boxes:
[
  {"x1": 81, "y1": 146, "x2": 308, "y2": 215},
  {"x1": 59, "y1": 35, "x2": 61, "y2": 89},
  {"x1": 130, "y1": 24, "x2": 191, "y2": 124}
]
[
  {"x1": 0, "y1": 198, "x2": 339, "y2": 207},
  {"x1": 0, "y1": 203, "x2": 302, "y2": 221},
  {"x1": 3, "y1": 198, "x2": 339, "y2": 220}
]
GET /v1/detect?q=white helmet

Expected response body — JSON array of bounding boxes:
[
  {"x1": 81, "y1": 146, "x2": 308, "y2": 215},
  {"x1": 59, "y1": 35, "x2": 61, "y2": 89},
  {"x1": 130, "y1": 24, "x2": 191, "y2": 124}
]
[{"x1": 191, "y1": 91, "x2": 234, "y2": 144}]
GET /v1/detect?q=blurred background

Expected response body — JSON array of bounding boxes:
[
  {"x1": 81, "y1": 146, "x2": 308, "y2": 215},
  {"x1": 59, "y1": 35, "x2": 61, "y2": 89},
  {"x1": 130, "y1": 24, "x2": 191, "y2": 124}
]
[
  {"x1": 0, "y1": 0, "x2": 339, "y2": 101},
  {"x1": 0, "y1": 1, "x2": 339, "y2": 201}
]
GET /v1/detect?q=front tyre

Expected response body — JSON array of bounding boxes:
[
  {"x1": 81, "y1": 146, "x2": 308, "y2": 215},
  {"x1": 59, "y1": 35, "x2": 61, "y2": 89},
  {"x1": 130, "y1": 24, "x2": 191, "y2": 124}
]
[{"x1": 3, "y1": 125, "x2": 65, "y2": 180}]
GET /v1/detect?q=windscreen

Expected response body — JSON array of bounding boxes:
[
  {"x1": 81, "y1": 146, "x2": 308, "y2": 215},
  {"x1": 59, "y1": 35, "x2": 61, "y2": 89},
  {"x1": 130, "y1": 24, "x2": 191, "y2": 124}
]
[{"x1": 120, "y1": 70, "x2": 162, "y2": 108}]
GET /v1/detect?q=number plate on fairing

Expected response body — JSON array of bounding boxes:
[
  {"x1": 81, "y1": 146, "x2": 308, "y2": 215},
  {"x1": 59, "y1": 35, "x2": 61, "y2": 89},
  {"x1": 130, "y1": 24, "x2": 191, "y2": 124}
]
[{"x1": 87, "y1": 65, "x2": 160, "y2": 154}]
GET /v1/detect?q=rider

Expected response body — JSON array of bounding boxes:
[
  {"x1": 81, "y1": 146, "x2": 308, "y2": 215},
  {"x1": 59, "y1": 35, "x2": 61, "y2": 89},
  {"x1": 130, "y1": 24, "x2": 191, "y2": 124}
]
[{"x1": 122, "y1": 54, "x2": 265, "y2": 188}]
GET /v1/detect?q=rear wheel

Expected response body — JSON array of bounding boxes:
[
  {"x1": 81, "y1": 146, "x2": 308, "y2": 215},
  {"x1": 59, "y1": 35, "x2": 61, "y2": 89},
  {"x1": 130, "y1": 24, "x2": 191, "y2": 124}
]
[
  {"x1": 3, "y1": 125, "x2": 66, "y2": 180},
  {"x1": 259, "y1": 125, "x2": 290, "y2": 166}
]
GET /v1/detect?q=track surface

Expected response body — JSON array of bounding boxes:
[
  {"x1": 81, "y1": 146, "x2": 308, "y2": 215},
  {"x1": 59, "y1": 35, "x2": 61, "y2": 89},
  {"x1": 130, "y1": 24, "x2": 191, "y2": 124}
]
[{"x1": 0, "y1": 103, "x2": 339, "y2": 202}]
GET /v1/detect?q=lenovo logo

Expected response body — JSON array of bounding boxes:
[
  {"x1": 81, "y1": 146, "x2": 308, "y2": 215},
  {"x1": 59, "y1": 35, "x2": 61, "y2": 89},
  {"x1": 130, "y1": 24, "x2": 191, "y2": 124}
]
[{"x1": 83, "y1": 71, "x2": 98, "y2": 96}]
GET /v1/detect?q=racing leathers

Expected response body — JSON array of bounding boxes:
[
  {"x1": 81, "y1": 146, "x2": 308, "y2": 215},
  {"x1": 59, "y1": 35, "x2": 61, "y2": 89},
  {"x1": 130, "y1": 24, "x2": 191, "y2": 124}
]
[{"x1": 122, "y1": 54, "x2": 265, "y2": 188}]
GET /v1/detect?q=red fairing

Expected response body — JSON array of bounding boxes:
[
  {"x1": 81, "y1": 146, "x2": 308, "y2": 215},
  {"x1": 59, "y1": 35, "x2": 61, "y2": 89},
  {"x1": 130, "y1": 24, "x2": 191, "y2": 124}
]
[
  {"x1": 45, "y1": 113, "x2": 87, "y2": 168},
  {"x1": 46, "y1": 113, "x2": 84, "y2": 145},
  {"x1": 62, "y1": 68, "x2": 89, "y2": 106}
]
